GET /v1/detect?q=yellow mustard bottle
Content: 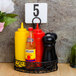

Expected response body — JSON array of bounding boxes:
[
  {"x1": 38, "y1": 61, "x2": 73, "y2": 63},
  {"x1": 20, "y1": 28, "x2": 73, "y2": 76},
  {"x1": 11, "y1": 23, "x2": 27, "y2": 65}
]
[{"x1": 15, "y1": 22, "x2": 29, "y2": 68}]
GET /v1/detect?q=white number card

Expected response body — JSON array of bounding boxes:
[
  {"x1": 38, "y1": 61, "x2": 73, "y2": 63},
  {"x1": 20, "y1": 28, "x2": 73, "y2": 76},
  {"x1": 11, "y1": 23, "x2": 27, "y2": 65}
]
[{"x1": 25, "y1": 3, "x2": 48, "y2": 23}]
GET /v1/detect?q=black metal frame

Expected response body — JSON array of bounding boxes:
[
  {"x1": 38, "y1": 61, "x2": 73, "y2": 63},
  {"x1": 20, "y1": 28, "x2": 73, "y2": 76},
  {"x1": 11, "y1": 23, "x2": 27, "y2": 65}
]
[
  {"x1": 14, "y1": 59, "x2": 58, "y2": 73},
  {"x1": 32, "y1": 17, "x2": 41, "y2": 29}
]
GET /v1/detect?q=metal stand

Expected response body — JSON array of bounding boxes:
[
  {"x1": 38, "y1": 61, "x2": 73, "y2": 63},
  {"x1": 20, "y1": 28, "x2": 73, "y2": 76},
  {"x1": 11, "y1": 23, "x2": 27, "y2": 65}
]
[{"x1": 32, "y1": 17, "x2": 41, "y2": 29}]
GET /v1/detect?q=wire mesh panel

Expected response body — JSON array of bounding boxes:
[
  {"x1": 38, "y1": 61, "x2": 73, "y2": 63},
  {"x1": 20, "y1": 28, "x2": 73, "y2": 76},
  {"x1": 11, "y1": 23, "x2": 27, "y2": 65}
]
[{"x1": 14, "y1": 59, "x2": 58, "y2": 73}]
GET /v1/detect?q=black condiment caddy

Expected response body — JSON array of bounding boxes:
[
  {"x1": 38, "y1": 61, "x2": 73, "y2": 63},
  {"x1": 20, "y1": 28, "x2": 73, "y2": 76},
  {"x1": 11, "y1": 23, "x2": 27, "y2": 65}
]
[
  {"x1": 14, "y1": 32, "x2": 58, "y2": 73},
  {"x1": 14, "y1": 17, "x2": 58, "y2": 73},
  {"x1": 14, "y1": 59, "x2": 58, "y2": 73}
]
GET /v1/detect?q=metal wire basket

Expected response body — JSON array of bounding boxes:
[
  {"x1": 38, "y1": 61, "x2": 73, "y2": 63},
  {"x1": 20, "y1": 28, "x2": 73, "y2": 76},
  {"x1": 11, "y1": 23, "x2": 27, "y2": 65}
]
[{"x1": 14, "y1": 59, "x2": 58, "y2": 73}]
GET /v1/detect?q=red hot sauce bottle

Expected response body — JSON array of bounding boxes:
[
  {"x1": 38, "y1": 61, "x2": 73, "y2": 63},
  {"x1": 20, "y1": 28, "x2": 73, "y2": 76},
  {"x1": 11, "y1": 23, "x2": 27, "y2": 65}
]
[{"x1": 33, "y1": 24, "x2": 45, "y2": 67}]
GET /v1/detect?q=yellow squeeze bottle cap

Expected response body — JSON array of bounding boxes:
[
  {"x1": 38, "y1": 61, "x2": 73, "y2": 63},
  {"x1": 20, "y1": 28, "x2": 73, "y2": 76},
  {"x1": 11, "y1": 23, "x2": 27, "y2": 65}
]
[{"x1": 18, "y1": 22, "x2": 27, "y2": 32}]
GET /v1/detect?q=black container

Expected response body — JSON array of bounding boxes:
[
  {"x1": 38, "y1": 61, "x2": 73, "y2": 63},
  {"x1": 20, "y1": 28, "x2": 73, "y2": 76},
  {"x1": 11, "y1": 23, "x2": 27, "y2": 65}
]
[
  {"x1": 42, "y1": 33, "x2": 58, "y2": 67},
  {"x1": 14, "y1": 59, "x2": 58, "y2": 73},
  {"x1": 43, "y1": 33, "x2": 57, "y2": 62}
]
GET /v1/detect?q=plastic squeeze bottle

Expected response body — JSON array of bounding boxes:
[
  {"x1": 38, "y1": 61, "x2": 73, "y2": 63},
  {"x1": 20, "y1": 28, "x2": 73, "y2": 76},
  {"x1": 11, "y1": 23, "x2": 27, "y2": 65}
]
[
  {"x1": 15, "y1": 22, "x2": 29, "y2": 68},
  {"x1": 33, "y1": 24, "x2": 45, "y2": 67},
  {"x1": 25, "y1": 27, "x2": 36, "y2": 69}
]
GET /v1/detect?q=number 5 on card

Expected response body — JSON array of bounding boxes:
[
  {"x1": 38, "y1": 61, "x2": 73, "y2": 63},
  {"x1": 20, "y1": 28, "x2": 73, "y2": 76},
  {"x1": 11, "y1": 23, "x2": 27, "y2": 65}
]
[{"x1": 25, "y1": 3, "x2": 48, "y2": 23}]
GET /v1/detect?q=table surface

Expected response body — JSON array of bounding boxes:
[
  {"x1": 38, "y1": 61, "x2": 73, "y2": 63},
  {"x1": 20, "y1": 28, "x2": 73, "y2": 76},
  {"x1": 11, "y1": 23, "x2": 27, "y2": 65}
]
[{"x1": 0, "y1": 63, "x2": 76, "y2": 76}]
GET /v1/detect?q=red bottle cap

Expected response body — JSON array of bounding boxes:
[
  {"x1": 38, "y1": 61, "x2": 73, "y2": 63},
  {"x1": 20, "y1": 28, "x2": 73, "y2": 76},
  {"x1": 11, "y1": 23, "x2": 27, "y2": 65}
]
[
  {"x1": 28, "y1": 27, "x2": 33, "y2": 31},
  {"x1": 33, "y1": 24, "x2": 45, "y2": 38}
]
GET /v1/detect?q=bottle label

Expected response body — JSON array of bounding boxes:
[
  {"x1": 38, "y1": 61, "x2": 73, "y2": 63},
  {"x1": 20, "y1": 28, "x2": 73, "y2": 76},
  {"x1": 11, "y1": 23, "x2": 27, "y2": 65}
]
[
  {"x1": 27, "y1": 38, "x2": 34, "y2": 42},
  {"x1": 25, "y1": 49, "x2": 36, "y2": 62}
]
